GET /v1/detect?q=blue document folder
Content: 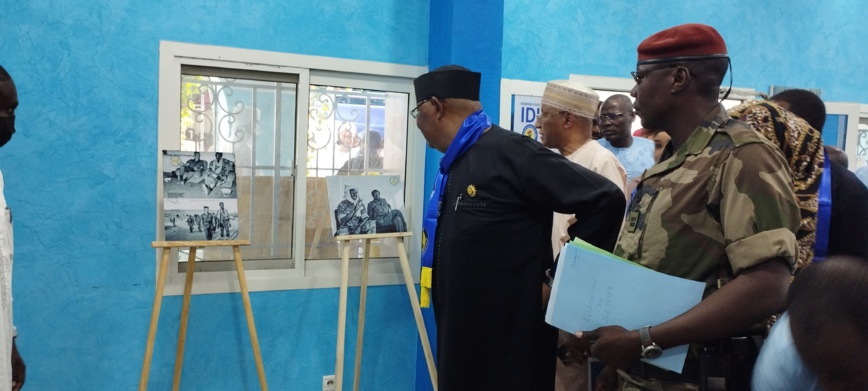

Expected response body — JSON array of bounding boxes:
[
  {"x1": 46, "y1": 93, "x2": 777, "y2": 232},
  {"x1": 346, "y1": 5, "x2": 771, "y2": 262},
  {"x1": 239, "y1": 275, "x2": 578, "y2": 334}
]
[{"x1": 545, "y1": 239, "x2": 705, "y2": 373}]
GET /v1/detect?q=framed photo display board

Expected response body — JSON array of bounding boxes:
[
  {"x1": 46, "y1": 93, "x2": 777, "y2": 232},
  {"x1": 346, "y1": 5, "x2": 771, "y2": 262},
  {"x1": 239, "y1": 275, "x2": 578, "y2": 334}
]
[
  {"x1": 327, "y1": 175, "x2": 407, "y2": 237},
  {"x1": 162, "y1": 150, "x2": 239, "y2": 242}
]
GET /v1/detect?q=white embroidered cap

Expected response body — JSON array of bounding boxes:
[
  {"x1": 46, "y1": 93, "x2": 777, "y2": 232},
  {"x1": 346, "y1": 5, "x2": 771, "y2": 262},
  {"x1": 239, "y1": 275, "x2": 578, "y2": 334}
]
[{"x1": 541, "y1": 80, "x2": 600, "y2": 119}]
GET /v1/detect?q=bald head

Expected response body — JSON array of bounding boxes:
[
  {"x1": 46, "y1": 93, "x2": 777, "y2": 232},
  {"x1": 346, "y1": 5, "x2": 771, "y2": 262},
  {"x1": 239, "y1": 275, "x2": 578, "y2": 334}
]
[
  {"x1": 599, "y1": 94, "x2": 635, "y2": 146},
  {"x1": 604, "y1": 94, "x2": 632, "y2": 109},
  {"x1": 789, "y1": 256, "x2": 868, "y2": 390}
]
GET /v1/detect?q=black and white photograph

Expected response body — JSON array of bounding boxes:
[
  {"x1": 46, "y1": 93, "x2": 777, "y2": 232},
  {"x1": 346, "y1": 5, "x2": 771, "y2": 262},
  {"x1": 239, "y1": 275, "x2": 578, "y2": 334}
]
[
  {"x1": 164, "y1": 198, "x2": 239, "y2": 241},
  {"x1": 162, "y1": 150, "x2": 240, "y2": 241},
  {"x1": 326, "y1": 175, "x2": 406, "y2": 237},
  {"x1": 162, "y1": 150, "x2": 237, "y2": 199}
]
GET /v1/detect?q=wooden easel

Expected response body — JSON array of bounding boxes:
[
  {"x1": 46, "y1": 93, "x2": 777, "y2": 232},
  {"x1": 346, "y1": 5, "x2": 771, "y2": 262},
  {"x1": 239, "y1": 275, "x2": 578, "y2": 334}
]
[
  {"x1": 139, "y1": 240, "x2": 268, "y2": 391},
  {"x1": 333, "y1": 232, "x2": 437, "y2": 391}
]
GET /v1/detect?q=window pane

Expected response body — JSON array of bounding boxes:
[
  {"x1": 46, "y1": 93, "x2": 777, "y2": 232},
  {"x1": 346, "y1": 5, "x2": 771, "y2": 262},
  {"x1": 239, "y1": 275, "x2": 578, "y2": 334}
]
[
  {"x1": 858, "y1": 118, "x2": 868, "y2": 159},
  {"x1": 178, "y1": 70, "x2": 297, "y2": 270},
  {"x1": 305, "y1": 86, "x2": 409, "y2": 259}
]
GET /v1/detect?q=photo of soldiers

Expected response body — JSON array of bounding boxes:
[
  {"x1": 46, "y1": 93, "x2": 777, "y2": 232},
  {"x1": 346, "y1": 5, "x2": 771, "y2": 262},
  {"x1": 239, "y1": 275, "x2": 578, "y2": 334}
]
[
  {"x1": 162, "y1": 150, "x2": 238, "y2": 199},
  {"x1": 164, "y1": 199, "x2": 239, "y2": 241},
  {"x1": 163, "y1": 150, "x2": 240, "y2": 241}
]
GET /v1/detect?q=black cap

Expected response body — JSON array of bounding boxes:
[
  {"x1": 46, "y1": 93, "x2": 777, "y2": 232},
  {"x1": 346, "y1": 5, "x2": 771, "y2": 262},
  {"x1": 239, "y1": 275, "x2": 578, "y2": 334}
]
[{"x1": 413, "y1": 65, "x2": 481, "y2": 103}]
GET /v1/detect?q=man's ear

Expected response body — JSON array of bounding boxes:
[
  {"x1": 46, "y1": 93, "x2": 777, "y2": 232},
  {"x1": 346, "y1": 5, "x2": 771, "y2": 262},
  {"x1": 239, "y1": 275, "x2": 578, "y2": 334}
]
[
  {"x1": 430, "y1": 97, "x2": 446, "y2": 120},
  {"x1": 671, "y1": 66, "x2": 690, "y2": 94},
  {"x1": 562, "y1": 113, "x2": 575, "y2": 129}
]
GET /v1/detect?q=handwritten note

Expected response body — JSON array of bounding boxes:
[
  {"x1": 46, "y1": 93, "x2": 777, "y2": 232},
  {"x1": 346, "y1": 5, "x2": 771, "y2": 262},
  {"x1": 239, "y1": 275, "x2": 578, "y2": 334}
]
[{"x1": 545, "y1": 239, "x2": 705, "y2": 373}]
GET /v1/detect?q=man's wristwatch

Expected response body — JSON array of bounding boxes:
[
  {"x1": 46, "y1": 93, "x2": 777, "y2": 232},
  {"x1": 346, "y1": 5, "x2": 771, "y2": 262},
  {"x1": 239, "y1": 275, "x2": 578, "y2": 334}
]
[{"x1": 639, "y1": 325, "x2": 663, "y2": 359}]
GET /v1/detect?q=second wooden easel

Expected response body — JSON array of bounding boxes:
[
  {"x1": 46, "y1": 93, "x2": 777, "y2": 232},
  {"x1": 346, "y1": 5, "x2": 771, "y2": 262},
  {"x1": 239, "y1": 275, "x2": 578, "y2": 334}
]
[
  {"x1": 333, "y1": 232, "x2": 437, "y2": 391},
  {"x1": 139, "y1": 240, "x2": 268, "y2": 391}
]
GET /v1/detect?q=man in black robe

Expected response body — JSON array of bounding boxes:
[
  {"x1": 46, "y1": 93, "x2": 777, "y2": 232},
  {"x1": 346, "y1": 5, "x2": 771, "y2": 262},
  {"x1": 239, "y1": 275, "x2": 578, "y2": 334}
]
[{"x1": 413, "y1": 65, "x2": 625, "y2": 390}]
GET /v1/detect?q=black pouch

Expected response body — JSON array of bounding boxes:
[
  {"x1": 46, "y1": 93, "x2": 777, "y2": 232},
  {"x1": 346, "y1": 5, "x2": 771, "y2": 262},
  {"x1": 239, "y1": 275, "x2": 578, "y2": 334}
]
[
  {"x1": 699, "y1": 340, "x2": 730, "y2": 391},
  {"x1": 699, "y1": 336, "x2": 759, "y2": 391}
]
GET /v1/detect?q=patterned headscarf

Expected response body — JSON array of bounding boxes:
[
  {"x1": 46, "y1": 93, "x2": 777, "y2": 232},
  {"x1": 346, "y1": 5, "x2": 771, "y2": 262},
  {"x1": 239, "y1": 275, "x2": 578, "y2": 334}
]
[{"x1": 728, "y1": 100, "x2": 824, "y2": 270}]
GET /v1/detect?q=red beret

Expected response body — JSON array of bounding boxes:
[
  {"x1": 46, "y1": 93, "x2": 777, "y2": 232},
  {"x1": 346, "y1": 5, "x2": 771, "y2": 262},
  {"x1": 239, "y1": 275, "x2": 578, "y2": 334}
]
[{"x1": 637, "y1": 24, "x2": 728, "y2": 65}]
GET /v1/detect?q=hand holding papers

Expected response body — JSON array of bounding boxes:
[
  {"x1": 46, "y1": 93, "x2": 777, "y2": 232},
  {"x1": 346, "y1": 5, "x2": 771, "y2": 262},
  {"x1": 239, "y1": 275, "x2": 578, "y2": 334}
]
[{"x1": 544, "y1": 238, "x2": 705, "y2": 373}]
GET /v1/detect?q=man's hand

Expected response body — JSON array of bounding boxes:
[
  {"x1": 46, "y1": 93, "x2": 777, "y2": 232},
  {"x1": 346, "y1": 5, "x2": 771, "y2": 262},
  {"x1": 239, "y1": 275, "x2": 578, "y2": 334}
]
[
  {"x1": 576, "y1": 326, "x2": 641, "y2": 370},
  {"x1": 558, "y1": 332, "x2": 586, "y2": 366},
  {"x1": 11, "y1": 339, "x2": 24, "y2": 391}
]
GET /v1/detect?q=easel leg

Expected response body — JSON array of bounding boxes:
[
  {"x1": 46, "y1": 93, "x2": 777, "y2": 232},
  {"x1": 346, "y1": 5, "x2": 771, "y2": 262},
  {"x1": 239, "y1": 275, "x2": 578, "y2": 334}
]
[
  {"x1": 233, "y1": 245, "x2": 269, "y2": 391},
  {"x1": 335, "y1": 241, "x2": 351, "y2": 391},
  {"x1": 139, "y1": 247, "x2": 172, "y2": 391},
  {"x1": 396, "y1": 238, "x2": 438, "y2": 390},
  {"x1": 353, "y1": 239, "x2": 372, "y2": 391},
  {"x1": 172, "y1": 247, "x2": 197, "y2": 391}
]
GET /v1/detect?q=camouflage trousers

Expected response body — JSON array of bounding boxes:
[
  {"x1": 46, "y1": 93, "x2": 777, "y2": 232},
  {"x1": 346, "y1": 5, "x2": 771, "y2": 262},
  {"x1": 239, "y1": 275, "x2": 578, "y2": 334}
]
[{"x1": 617, "y1": 370, "x2": 699, "y2": 391}]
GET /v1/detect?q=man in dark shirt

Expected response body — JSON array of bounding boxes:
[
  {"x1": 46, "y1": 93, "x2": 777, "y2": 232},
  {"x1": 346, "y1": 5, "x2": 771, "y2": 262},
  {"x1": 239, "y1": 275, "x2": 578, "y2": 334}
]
[
  {"x1": 770, "y1": 89, "x2": 868, "y2": 260},
  {"x1": 413, "y1": 65, "x2": 624, "y2": 390},
  {"x1": 366, "y1": 190, "x2": 406, "y2": 233}
]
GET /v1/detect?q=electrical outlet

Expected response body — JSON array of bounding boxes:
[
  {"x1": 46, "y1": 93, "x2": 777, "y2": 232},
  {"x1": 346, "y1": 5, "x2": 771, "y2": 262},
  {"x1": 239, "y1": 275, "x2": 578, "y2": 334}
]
[{"x1": 322, "y1": 375, "x2": 336, "y2": 391}]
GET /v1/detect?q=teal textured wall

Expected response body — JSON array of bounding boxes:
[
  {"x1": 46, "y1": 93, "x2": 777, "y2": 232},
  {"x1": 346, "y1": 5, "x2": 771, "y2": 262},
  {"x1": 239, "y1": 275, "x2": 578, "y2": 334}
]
[
  {"x1": 502, "y1": 0, "x2": 868, "y2": 102},
  {"x1": 1, "y1": 1, "x2": 427, "y2": 390}
]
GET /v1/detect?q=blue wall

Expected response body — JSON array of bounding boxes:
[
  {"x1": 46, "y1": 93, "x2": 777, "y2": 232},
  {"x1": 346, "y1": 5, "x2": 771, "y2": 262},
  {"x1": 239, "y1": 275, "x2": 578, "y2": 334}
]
[
  {"x1": 1, "y1": 1, "x2": 427, "y2": 390},
  {"x1": 503, "y1": 0, "x2": 868, "y2": 103}
]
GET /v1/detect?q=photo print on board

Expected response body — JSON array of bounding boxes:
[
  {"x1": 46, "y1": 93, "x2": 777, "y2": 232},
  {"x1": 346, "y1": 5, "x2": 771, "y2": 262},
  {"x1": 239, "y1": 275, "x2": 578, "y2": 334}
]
[
  {"x1": 326, "y1": 175, "x2": 407, "y2": 237},
  {"x1": 162, "y1": 150, "x2": 239, "y2": 241}
]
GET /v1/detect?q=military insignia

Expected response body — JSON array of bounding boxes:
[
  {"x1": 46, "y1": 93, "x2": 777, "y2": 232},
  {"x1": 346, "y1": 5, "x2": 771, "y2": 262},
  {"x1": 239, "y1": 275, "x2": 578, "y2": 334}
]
[
  {"x1": 390, "y1": 176, "x2": 399, "y2": 186},
  {"x1": 421, "y1": 229, "x2": 428, "y2": 253},
  {"x1": 171, "y1": 156, "x2": 182, "y2": 166},
  {"x1": 627, "y1": 210, "x2": 640, "y2": 233},
  {"x1": 466, "y1": 184, "x2": 477, "y2": 198},
  {"x1": 522, "y1": 124, "x2": 538, "y2": 140}
]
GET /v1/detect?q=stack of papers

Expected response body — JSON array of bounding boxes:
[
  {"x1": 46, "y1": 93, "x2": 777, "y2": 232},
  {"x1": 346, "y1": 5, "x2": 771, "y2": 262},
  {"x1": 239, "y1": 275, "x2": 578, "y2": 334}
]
[{"x1": 545, "y1": 238, "x2": 705, "y2": 373}]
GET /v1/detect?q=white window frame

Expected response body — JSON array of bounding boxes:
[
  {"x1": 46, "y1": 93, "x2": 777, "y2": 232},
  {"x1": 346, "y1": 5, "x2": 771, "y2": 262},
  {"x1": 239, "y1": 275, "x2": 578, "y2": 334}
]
[
  {"x1": 825, "y1": 102, "x2": 862, "y2": 168},
  {"x1": 857, "y1": 104, "x2": 868, "y2": 170},
  {"x1": 157, "y1": 41, "x2": 427, "y2": 295}
]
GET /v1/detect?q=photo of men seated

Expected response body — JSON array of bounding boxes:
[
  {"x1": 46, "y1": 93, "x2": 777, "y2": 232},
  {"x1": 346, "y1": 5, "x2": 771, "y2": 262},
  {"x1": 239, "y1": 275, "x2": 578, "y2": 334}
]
[
  {"x1": 162, "y1": 150, "x2": 237, "y2": 199},
  {"x1": 327, "y1": 175, "x2": 406, "y2": 236}
]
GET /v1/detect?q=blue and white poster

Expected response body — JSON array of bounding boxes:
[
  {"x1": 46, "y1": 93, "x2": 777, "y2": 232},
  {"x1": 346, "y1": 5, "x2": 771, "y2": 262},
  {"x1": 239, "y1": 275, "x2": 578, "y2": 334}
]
[{"x1": 511, "y1": 94, "x2": 542, "y2": 141}]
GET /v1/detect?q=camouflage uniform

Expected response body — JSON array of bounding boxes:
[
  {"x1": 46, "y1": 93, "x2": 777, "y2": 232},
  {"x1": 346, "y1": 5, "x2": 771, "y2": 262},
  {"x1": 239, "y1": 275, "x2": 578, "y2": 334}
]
[
  {"x1": 217, "y1": 206, "x2": 231, "y2": 238},
  {"x1": 201, "y1": 211, "x2": 217, "y2": 240},
  {"x1": 614, "y1": 105, "x2": 800, "y2": 390}
]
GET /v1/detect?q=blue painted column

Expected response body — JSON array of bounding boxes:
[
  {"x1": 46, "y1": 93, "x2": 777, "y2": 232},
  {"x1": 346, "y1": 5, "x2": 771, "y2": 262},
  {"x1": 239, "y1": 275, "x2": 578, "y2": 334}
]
[{"x1": 416, "y1": 1, "x2": 505, "y2": 390}]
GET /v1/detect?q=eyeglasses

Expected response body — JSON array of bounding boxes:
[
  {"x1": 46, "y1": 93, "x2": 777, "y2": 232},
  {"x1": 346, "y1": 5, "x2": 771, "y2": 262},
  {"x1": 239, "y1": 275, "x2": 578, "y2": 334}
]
[
  {"x1": 630, "y1": 65, "x2": 684, "y2": 85},
  {"x1": 410, "y1": 99, "x2": 432, "y2": 118},
  {"x1": 537, "y1": 111, "x2": 567, "y2": 121},
  {"x1": 598, "y1": 112, "x2": 631, "y2": 122}
]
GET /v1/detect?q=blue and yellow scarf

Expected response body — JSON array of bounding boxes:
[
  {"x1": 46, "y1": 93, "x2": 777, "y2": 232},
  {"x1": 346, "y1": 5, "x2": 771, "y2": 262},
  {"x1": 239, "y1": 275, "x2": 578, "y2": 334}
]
[{"x1": 420, "y1": 109, "x2": 491, "y2": 307}]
